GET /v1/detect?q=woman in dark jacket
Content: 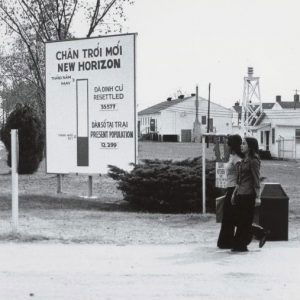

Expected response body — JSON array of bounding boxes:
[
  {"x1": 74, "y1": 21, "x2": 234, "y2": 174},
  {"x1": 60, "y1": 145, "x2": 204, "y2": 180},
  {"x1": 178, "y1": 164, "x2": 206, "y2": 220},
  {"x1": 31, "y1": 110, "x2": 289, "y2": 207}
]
[
  {"x1": 231, "y1": 137, "x2": 267, "y2": 252},
  {"x1": 217, "y1": 134, "x2": 243, "y2": 249}
]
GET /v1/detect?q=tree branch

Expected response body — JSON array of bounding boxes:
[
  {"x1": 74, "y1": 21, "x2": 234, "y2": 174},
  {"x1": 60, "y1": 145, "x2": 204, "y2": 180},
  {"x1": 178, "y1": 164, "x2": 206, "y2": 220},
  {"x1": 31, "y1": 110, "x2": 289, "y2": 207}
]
[
  {"x1": 64, "y1": 0, "x2": 78, "y2": 37},
  {"x1": 87, "y1": 0, "x2": 118, "y2": 37},
  {"x1": 18, "y1": 0, "x2": 49, "y2": 41},
  {"x1": 38, "y1": 0, "x2": 60, "y2": 40}
]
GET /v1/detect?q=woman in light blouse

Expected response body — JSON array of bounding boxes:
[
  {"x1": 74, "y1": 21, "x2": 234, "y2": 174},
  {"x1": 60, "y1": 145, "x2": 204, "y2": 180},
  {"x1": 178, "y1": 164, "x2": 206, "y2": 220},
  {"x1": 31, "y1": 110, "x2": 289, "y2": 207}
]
[{"x1": 217, "y1": 134, "x2": 243, "y2": 249}]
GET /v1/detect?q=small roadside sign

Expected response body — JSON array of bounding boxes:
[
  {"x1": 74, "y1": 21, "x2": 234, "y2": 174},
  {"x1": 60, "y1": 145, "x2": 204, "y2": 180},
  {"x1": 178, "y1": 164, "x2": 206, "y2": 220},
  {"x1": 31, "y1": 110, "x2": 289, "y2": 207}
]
[{"x1": 215, "y1": 162, "x2": 227, "y2": 188}]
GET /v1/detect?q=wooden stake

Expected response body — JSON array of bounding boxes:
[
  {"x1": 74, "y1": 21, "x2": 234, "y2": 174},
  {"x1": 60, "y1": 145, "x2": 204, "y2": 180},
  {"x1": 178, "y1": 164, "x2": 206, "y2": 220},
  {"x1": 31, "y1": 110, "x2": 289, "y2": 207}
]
[{"x1": 11, "y1": 129, "x2": 19, "y2": 232}]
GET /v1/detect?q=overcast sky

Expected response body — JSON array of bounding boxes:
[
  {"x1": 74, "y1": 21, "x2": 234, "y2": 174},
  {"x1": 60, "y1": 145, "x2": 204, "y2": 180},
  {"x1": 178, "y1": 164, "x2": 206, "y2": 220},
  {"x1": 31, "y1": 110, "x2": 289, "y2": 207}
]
[{"x1": 124, "y1": 0, "x2": 300, "y2": 110}]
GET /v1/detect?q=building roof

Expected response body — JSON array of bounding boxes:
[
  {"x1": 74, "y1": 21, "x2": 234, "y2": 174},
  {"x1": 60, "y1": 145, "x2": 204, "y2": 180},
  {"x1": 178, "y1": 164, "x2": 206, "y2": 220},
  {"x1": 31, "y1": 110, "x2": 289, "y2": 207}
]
[
  {"x1": 232, "y1": 103, "x2": 275, "y2": 113},
  {"x1": 138, "y1": 96, "x2": 198, "y2": 116},
  {"x1": 262, "y1": 103, "x2": 275, "y2": 109},
  {"x1": 232, "y1": 101, "x2": 300, "y2": 126},
  {"x1": 255, "y1": 112, "x2": 266, "y2": 126},
  {"x1": 232, "y1": 101, "x2": 300, "y2": 111},
  {"x1": 278, "y1": 101, "x2": 300, "y2": 109}
]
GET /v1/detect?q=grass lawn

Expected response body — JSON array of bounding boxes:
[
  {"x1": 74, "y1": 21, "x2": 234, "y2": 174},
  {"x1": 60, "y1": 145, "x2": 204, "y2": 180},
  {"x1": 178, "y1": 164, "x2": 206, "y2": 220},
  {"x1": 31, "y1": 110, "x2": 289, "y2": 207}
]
[{"x1": 0, "y1": 141, "x2": 300, "y2": 243}]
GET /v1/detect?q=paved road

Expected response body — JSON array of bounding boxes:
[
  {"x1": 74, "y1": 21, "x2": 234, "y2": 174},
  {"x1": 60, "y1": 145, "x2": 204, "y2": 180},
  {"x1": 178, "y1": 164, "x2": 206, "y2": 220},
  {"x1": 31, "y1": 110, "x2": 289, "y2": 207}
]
[{"x1": 0, "y1": 241, "x2": 299, "y2": 299}]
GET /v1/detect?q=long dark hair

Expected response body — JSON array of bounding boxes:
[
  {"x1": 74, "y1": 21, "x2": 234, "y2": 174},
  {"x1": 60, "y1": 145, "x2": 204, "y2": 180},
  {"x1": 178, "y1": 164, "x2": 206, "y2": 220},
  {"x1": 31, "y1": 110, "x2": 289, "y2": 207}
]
[
  {"x1": 245, "y1": 137, "x2": 259, "y2": 159},
  {"x1": 227, "y1": 134, "x2": 243, "y2": 158}
]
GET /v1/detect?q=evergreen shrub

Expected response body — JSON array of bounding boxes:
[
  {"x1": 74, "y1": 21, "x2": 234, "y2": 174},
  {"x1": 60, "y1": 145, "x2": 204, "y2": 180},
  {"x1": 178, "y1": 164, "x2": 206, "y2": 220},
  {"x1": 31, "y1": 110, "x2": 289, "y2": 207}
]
[
  {"x1": 0, "y1": 104, "x2": 45, "y2": 174},
  {"x1": 108, "y1": 157, "x2": 223, "y2": 213}
]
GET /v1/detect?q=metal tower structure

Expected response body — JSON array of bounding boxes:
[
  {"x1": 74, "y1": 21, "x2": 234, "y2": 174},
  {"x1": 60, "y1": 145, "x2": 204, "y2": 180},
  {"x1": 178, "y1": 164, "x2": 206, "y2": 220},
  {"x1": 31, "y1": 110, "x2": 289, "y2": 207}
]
[{"x1": 241, "y1": 67, "x2": 264, "y2": 133}]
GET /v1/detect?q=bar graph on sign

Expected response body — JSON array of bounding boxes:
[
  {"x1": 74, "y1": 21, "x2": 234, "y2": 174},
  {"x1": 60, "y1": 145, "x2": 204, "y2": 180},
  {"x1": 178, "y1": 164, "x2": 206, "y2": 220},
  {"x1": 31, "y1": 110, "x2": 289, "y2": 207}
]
[{"x1": 76, "y1": 79, "x2": 89, "y2": 167}]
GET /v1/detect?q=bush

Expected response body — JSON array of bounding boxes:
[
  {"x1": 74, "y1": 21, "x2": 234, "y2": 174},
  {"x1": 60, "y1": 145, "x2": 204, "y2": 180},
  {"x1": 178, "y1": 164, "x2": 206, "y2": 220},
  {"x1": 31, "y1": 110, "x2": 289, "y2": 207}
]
[
  {"x1": 0, "y1": 104, "x2": 45, "y2": 174},
  {"x1": 259, "y1": 149, "x2": 272, "y2": 160},
  {"x1": 108, "y1": 157, "x2": 223, "y2": 213}
]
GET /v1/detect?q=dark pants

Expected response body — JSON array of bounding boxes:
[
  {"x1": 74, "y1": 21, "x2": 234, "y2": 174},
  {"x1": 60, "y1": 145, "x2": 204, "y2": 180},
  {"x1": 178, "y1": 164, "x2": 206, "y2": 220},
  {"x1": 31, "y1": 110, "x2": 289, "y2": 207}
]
[
  {"x1": 217, "y1": 187, "x2": 236, "y2": 249},
  {"x1": 233, "y1": 194, "x2": 264, "y2": 250}
]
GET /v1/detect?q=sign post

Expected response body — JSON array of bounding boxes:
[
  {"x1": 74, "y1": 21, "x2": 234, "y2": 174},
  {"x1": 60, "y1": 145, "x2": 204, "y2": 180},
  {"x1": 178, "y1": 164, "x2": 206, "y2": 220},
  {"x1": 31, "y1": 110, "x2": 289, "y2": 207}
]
[
  {"x1": 202, "y1": 134, "x2": 206, "y2": 214},
  {"x1": 57, "y1": 174, "x2": 62, "y2": 193},
  {"x1": 88, "y1": 176, "x2": 93, "y2": 198},
  {"x1": 11, "y1": 129, "x2": 19, "y2": 232}
]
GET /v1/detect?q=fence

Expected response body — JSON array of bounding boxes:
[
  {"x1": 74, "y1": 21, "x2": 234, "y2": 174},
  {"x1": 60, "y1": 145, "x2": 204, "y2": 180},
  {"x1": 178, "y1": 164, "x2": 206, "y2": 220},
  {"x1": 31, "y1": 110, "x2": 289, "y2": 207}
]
[{"x1": 277, "y1": 136, "x2": 297, "y2": 159}]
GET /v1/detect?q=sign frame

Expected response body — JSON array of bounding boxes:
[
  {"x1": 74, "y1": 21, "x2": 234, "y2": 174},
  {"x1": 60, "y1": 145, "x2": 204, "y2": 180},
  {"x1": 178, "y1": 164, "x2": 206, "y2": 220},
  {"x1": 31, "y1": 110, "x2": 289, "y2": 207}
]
[{"x1": 45, "y1": 33, "x2": 137, "y2": 174}]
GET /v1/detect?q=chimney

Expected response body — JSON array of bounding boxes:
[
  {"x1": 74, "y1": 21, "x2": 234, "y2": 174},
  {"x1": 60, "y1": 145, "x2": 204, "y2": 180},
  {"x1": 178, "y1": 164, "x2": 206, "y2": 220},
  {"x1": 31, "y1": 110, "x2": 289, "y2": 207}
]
[
  {"x1": 167, "y1": 97, "x2": 172, "y2": 101},
  {"x1": 276, "y1": 95, "x2": 281, "y2": 103},
  {"x1": 178, "y1": 95, "x2": 185, "y2": 99},
  {"x1": 234, "y1": 101, "x2": 240, "y2": 107},
  {"x1": 294, "y1": 93, "x2": 299, "y2": 103}
]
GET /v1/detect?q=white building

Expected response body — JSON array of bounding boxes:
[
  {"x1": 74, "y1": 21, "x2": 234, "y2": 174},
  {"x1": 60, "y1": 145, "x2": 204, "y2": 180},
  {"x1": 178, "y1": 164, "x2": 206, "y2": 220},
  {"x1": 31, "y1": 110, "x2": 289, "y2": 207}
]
[
  {"x1": 138, "y1": 95, "x2": 233, "y2": 142},
  {"x1": 232, "y1": 95, "x2": 300, "y2": 159}
]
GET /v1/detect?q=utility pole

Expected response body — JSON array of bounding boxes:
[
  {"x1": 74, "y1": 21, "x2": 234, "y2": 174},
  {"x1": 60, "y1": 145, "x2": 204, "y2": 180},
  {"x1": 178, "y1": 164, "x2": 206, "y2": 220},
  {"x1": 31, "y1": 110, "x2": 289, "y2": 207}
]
[
  {"x1": 206, "y1": 83, "x2": 211, "y2": 148},
  {"x1": 195, "y1": 85, "x2": 199, "y2": 123},
  {"x1": 193, "y1": 85, "x2": 201, "y2": 142}
]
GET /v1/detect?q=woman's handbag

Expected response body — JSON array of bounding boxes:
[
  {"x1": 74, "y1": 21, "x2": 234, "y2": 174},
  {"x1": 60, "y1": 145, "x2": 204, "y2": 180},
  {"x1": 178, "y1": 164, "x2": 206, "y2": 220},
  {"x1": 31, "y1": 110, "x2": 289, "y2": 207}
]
[{"x1": 216, "y1": 195, "x2": 226, "y2": 223}]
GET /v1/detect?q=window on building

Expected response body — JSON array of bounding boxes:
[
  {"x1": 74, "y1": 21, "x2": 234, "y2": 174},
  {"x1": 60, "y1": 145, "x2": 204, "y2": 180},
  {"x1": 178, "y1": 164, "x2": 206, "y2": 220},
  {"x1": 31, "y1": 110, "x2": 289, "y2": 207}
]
[
  {"x1": 261, "y1": 131, "x2": 263, "y2": 144},
  {"x1": 201, "y1": 116, "x2": 206, "y2": 125},
  {"x1": 272, "y1": 128, "x2": 275, "y2": 144}
]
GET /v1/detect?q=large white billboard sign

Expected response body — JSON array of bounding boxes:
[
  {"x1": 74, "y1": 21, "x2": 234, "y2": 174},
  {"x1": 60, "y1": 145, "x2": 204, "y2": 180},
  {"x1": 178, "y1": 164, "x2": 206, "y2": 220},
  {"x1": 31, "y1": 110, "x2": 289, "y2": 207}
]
[{"x1": 46, "y1": 34, "x2": 136, "y2": 173}]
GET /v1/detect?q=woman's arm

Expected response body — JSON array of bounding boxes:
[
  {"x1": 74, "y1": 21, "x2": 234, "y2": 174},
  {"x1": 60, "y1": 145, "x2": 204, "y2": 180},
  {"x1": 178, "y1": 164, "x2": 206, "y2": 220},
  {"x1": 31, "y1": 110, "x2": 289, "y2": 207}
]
[
  {"x1": 250, "y1": 158, "x2": 260, "y2": 197},
  {"x1": 231, "y1": 184, "x2": 239, "y2": 205}
]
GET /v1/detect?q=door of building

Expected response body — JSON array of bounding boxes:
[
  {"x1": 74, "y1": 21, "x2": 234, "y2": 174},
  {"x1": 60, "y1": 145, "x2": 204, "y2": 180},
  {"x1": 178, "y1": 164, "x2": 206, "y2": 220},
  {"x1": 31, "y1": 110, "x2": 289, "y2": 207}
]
[
  {"x1": 150, "y1": 119, "x2": 156, "y2": 132},
  {"x1": 181, "y1": 129, "x2": 192, "y2": 142},
  {"x1": 265, "y1": 131, "x2": 270, "y2": 151}
]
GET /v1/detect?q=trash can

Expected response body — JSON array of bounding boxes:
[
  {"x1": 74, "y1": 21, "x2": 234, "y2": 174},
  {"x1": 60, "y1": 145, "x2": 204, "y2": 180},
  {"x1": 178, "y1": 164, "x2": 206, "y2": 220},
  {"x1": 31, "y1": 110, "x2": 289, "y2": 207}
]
[{"x1": 259, "y1": 183, "x2": 289, "y2": 241}]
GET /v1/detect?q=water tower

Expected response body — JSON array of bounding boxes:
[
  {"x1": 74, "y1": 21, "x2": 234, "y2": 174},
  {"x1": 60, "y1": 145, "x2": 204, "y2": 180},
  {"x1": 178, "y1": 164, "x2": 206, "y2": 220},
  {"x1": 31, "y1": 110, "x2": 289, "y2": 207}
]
[{"x1": 241, "y1": 67, "x2": 264, "y2": 133}]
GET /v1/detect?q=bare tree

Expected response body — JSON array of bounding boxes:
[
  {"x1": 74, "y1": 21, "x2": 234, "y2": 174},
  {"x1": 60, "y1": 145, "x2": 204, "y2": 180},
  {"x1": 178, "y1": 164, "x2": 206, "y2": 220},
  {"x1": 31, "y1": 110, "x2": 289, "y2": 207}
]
[{"x1": 0, "y1": 0, "x2": 134, "y2": 115}]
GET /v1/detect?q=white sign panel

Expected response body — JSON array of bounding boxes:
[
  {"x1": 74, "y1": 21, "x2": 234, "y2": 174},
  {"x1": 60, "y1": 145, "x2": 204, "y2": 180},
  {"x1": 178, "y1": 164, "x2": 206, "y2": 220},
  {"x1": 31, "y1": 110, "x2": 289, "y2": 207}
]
[
  {"x1": 215, "y1": 162, "x2": 227, "y2": 188},
  {"x1": 46, "y1": 34, "x2": 136, "y2": 173}
]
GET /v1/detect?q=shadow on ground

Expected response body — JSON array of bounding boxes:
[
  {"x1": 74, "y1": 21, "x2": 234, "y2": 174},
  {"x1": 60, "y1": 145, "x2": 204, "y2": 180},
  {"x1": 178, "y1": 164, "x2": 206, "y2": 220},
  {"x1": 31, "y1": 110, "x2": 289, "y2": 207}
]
[{"x1": 0, "y1": 194, "x2": 137, "y2": 212}]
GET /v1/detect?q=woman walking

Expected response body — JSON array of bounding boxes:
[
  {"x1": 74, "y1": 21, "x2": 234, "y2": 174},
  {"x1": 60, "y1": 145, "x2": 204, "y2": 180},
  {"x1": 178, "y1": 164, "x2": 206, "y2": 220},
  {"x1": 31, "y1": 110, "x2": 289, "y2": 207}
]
[
  {"x1": 231, "y1": 137, "x2": 267, "y2": 252},
  {"x1": 217, "y1": 134, "x2": 243, "y2": 249}
]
